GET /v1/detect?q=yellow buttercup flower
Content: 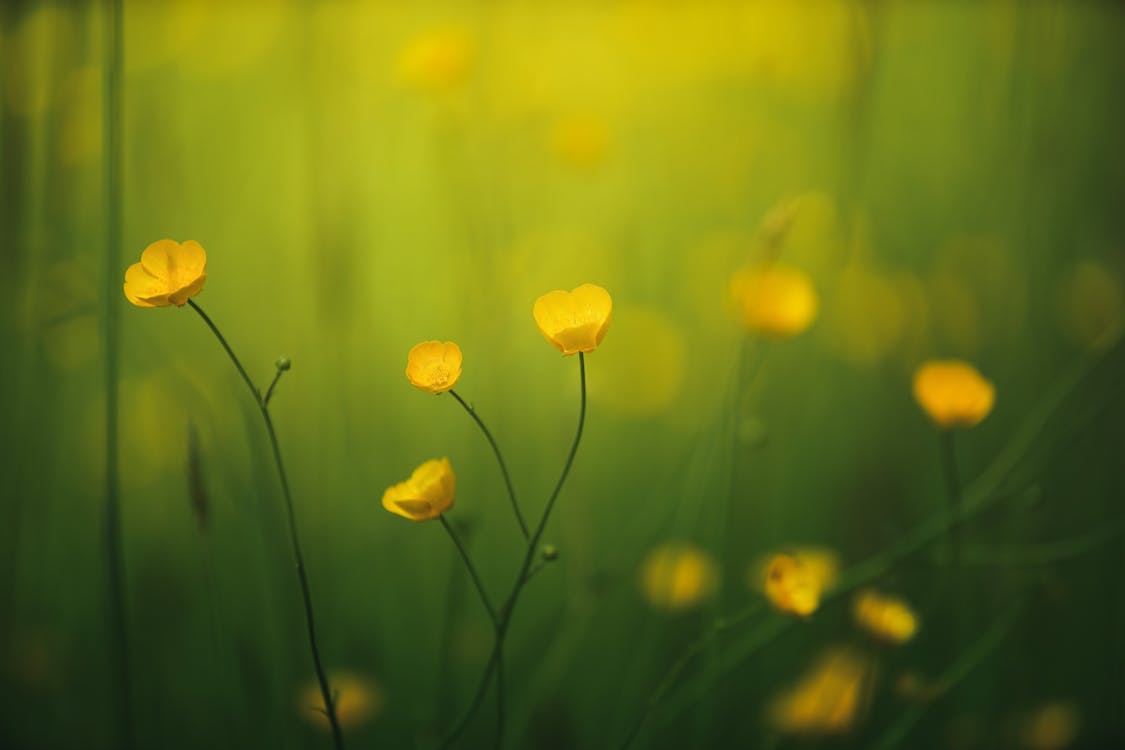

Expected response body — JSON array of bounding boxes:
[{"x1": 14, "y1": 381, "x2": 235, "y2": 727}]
[
  {"x1": 405, "y1": 341, "x2": 462, "y2": 394},
  {"x1": 533, "y1": 283, "x2": 613, "y2": 355},
  {"x1": 755, "y1": 548, "x2": 838, "y2": 617},
  {"x1": 639, "y1": 543, "x2": 718, "y2": 612},
  {"x1": 769, "y1": 647, "x2": 873, "y2": 736},
  {"x1": 123, "y1": 239, "x2": 207, "y2": 308},
  {"x1": 912, "y1": 359, "x2": 995, "y2": 429},
  {"x1": 297, "y1": 670, "x2": 384, "y2": 731},
  {"x1": 382, "y1": 458, "x2": 455, "y2": 522},
  {"x1": 852, "y1": 588, "x2": 918, "y2": 644},
  {"x1": 729, "y1": 263, "x2": 818, "y2": 337}
]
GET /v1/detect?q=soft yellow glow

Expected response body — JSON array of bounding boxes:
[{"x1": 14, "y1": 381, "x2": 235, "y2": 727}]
[
  {"x1": 912, "y1": 359, "x2": 995, "y2": 429},
  {"x1": 852, "y1": 588, "x2": 918, "y2": 644},
  {"x1": 397, "y1": 27, "x2": 474, "y2": 92},
  {"x1": 382, "y1": 458, "x2": 456, "y2": 522},
  {"x1": 1058, "y1": 260, "x2": 1124, "y2": 351},
  {"x1": 405, "y1": 341, "x2": 463, "y2": 395},
  {"x1": 590, "y1": 305, "x2": 685, "y2": 417},
  {"x1": 769, "y1": 647, "x2": 873, "y2": 735},
  {"x1": 123, "y1": 240, "x2": 208, "y2": 308},
  {"x1": 640, "y1": 543, "x2": 718, "y2": 612},
  {"x1": 1021, "y1": 702, "x2": 1081, "y2": 750},
  {"x1": 550, "y1": 115, "x2": 611, "y2": 168},
  {"x1": 729, "y1": 264, "x2": 818, "y2": 338},
  {"x1": 754, "y1": 548, "x2": 838, "y2": 617},
  {"x1": 533, "y1": 283, "x2": 613, "y2": 355},
  {"x1": 298, "y1": 671, "x2": 384, "y2": 732}
]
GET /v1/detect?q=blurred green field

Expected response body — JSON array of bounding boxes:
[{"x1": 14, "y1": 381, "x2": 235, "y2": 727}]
[{"x1": 3, "y1": 1, "x2": 1125, "y2": 748}]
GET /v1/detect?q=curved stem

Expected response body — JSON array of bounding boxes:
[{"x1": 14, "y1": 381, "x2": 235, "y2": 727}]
[
  {"x1": 189, "y1": 301, "x2": 345, "y2": 750},
  {"x1": 449, "y1": 390, "x2": 528, "y2": 541},
  {"x1": 440, "y1": 516, "x2": 498, "y2": 626},
  {"x1": 264, "y1": 367, "x2": 285, "y2": 406}
]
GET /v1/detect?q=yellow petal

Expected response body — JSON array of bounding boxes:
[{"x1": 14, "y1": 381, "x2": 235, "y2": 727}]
[
  {"x1": 533, "y1": 284, "x2": 613, "y2": 355},
  {"x1": 912, "y1": 360, "x2": 995, "y2": 429}
]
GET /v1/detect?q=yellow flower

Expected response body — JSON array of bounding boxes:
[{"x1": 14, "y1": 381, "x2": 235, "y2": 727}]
[
  {"x1": 755, "y1": 548, "x2": 838, "y2": 617},
  {"x1": 297, "y1": 671, "x2": 384, "y2": 731},
  {"x1": 1020, "y1": 701, "x2": 1081, "y2": 750},
  {"x1": 123, "y1": 239, "x2": 207, "y2": 307},
  {"x1": 533, "y1": 283, "x2": 613, "y2": 355},
  {"x1": 405, "y1": 341, "x2": 463, "y2": 394},
  {"x1": 729, "y1": 263, "x2": 818, "y2": 337},
  {"x1": 912, "y1": 359, "x2": 995, "y2": 429},
  {"x1": 382, "y1": 458, "x2": 455, "y2": 522},
  {"x1": 852, "y1": 588, "x2": 918, "y2": 644},
  {"x1": 639, "y1": 543, "x2": 718, "y2": 612},
  {"x1": 769, "y1": 647, "x2": 873, "y2": 736}
]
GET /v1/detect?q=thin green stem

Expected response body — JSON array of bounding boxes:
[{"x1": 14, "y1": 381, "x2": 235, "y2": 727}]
[
  {"x1": 940, "y1": 429, "x2": 962, "y2": 563},
  {"x1": 440, "y1": 516, "x2": 498, "y2": 626},
  {"x1": 189, "y1": 301, "x2": 345, "y2": 750},
  {"x1": 264, "y1": 368, "x2": 285, "y2": 406},
  {"x1": 449, "y1": 390, "x2": 528, "y2": 541},
  {"x1": 495, "y1": 648, "x2": 506, "y2": 750}
]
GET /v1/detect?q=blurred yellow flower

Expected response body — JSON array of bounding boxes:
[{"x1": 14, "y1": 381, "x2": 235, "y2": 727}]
[
  {"x1": 382, "y1": 458, "x2": 455, "y2": 522},
  {"x1": 755, "y1": 548, "x2": 838, "y2": 617},
  {"x1": 639, "y1": 543, "x2": 718, "y2": 612},
  {"x1": 1020, "y1": 701, "x2": 1080, "y2": 750},
  {"x1": 298, "y1": 670, "x2": 384, "y2": 732},
  {"x1": 550, "y1": 115, "x2": 611, "y2": 168},
  {"x1": 533, "y1": 283, "x2": 613, "y2": 355},
  {"x1": 912, "y1": 359, "x2": 995, "y2": 429},
  {"x1": 729, "y1": 264, "x2": 818, "y2": 337},
  {"x1": 123, "y1": 239, "x2": 207, "y2": 308},
  {"x1": 1057, "y1": 260, "x2": 1124, "y2": 351},
  {"x1": 768, "y1": 647, "x2": 873, "y2": 736},
  {"x1": 405, "y1": 341, "x2": 462, "y2": 394},
  {"x1": 397, "y1": 27, "x2": 473, "y2": 92},
  {"x1": 852, "y1": 588, "x2": 918, "y2": 644}
]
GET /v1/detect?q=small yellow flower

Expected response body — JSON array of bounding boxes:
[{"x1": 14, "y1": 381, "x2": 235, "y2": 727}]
[
  {"x1": 297, "y1": 671, "x2": 384, "y2": 731},
  {"x1": 729, "y1": 263, "x2": 818, "y2": 337},
  {"x1": 639, "y1": 543, "x2": 718, "y2": 612},
  {"x1": 382, "y1": 458, "x2": 455, "y2": 522},
  {"x1": 912, "y1": 359, "x2": 995, "y2": 429},
  {"x1": 405, "y1": 341, "x2": 463, "y2": 394},
  {"x1": 755, "y1": 548, "x2": 838, "y2": 617},
  {"x1": 852, "y1": 588, "x2": 918, "y2": 644},
  {"x1": 533, "y1": 283, "x2": 613, "y2": 355},
  {"x1": 768, "y1": 647, "x2": 873, "y2": 736},
  {"x1": 1021, "y1": 701, "x2": 1081, "y2": 750},
  {"x1": 123, "y1": 239, "x2": 207, "y2": 307}
]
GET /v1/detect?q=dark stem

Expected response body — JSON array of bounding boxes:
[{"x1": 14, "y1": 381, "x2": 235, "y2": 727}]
[
  {"x1": 440, "y1": 516, "x2": 498, "y2": 626},
  {"x1": 449, "y1": 390, "x2": 528, "y2": 541},
  {"x1": 495, "y1": 648, "x2": 506, "y2": 750},
  {"x1": 189, "y1": 301, "x2": 345, "y2": 750},
  {"x1": 264, "y1": 368, "x2": 285, "y2": 406}
]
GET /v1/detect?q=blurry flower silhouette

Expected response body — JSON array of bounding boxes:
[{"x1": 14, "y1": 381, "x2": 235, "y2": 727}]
[
  {"x1": 852, "y1": 588, "x2": 918, "y2": 644},
  {"x1": 405, "y1": 341, "x2": 463, "y2": 394},
  {"x1": 729, "y1": 263, "x2": 818, "y2": 337},
  {"x1": 123, "y1": 239, "x2": 207, "y2": 307},
  {"x1": 298, "y1": 671, "x2": 384, "y2": 731},
  {"x1": 768, "y1": 647, "x2": 873, "y2": 735},
  {"x1": 550, "y1": 115, "x2": 611, "y2": 168},
  {"x1": 1058, "y1": 260, "x2": 1124, "y2": 351},
  {"x1": 533, "y1": 283, "x2": 613, "y2": 355},
  {"x1": 397, "y1": 27, "x2": 473, "y2": 92},
  {"x1": 755, "y1": 548, "x2": 838, "y2": 617},
  {"x1": 382, "y1": 458, "x2": 456, "y2": 521},
  {"x1": 1020, "y1": 701, "x2": 1080, "y2": 750},
  {"x1": 639, "y1": 543, "x2": 718, "y2": 612},
  {"x1": 912, "y1": 359, "x2": 995, "y2": 429}
]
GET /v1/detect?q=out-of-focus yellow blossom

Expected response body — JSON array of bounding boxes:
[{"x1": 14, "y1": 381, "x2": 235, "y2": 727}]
[
  {"x1": 382, "y1": 458, "x2": 455, "y2": 522},
  {"x1": 298, "y1": 671, "x2": 383, "y2": 732},
  {"x1": 768, "y1": 647, "x2": 873, "y2": 735},
  {"x1": 533, "y1": 283, "x2": 613, "y2": 355},
  {"x1": 729, "y1": 264, "x2": 818, "y2": 337},
  {"x1": 852, "y1": 588, "x2": 918, "y2": 644},
  {"x1": 912, "y1": 359, "x2": 995, "y2": 429},
  {"x1": 397, "y1": 27, "x2": 473, "y2": 92},
  {"x1": 754, "y1": 548, "x2": 838, "y2": 617},
  {"x1": 405, "y1": 341, "x2": 462, "y2": 395},
  {"x1": 1058, "y1": 260, "x2": 1124, "y2": 351},
  {"x1": 550, "y1": 115, "x2": 611, "y2": 168},
  {"x1": 639, "y1": 543, "x2": 718, "y2": 612},
  {"x1": 123, "y1": 240, "x2": 207, "y2": 308},
  {"x1": 1020, "y1": 701, "x2": 1080, "y2": 750},
  {"x1": 894, "y1": 671, "x2": 943, "y2": 703},
  {"x1": 591, "y1": 305, "x2": 685, "y2": 417}
]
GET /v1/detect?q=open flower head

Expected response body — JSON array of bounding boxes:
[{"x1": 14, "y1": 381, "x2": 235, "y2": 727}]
[
  {"x1": 852, "y1": 588, "x2": 918, "y2": 644},
  {"x1": 382, "y1": 458, "x2": 455, "y2": 521},
  {"x1": 639, "y1": 543, "x2": 718, "y2": 612},
  {"x1": 729, "y1": 263, "x2": 818, "y2": 337},
  {"x1": 755, "y1": 548, "x2": 838, "y2": 617},
  {"x1": 533, "y1": 283, "x2": 613, "y2": 355},
  {"x1": 912, "y1": 359, "x2": 995, "y2": 429},
  {"x1": 405, "y1": 341, "x2": 462, "y2": 394},
  {"x1": 123, "y1": 239, "x2": 207, "y2": 307}
]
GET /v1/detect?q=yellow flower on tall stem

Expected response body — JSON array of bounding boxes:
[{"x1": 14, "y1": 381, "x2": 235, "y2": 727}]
[
  {"x1": 729, "y1": 263, "x2": 818, "y2": 337},
  {"x1": 405, "y1": 341, "x2": 462, "y2": 394},
  {"x1": 912, "y1": 359, "x2": 995, "y2": 429},
  {"x1": 533, "y1": 283, "x2": 613, "y2": 355},
  {"x1": 382, "y1": 457, "x2": 456, "y2": 522},
  {"x1": 122, "y1": 239, "x2": 206, "y2": 307}
]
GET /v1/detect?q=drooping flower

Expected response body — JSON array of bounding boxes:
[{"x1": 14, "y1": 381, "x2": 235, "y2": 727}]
[
  {"x1": 768, "y1": 647, "x2": 874, "y2": 736},
  {"x1": 912, "y1": 359, "x2": 995, "y2": 429},
  {"x1": 852, "y1": 588, "x2": 918, "y2": 644},
  {"x1": 405, "y1": 341, "x2": 463, "y2": 394},
  {"x1": 755, "y1": 548, "x2": 838, "y2": 617},
  {"x1": 123, "y1": 239, "x2": 207, "y2": 308},
  {"x1": 729, "y1": 263, "x2": 818, "y2": 337},
  {"x1": 382, "y1": 458, "x2": 456, "y2": 522},
  {"x1": 297, "y1": 671, "x2": 384, "y2": 731},
  {"x1": 639, "y1": 543, "x2": 718, "y2": 612},
  {"x1": 533, "y1": 283, "x2": 613, "y2": 355}
]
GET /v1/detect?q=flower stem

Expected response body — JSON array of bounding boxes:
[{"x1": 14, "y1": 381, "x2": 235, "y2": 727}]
[
  {"x1": 188, "y1": 300, "x2": 345, "y2": 750},
  {"x1": 440, "y1": 516, "x2": 498, "y2": 626},
  {"x1": 449, "y1": 390, "x2": 528, "y2": 541},
  {"x1": 940, "y1": 429, "x2": 962, "y2": 563}
]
